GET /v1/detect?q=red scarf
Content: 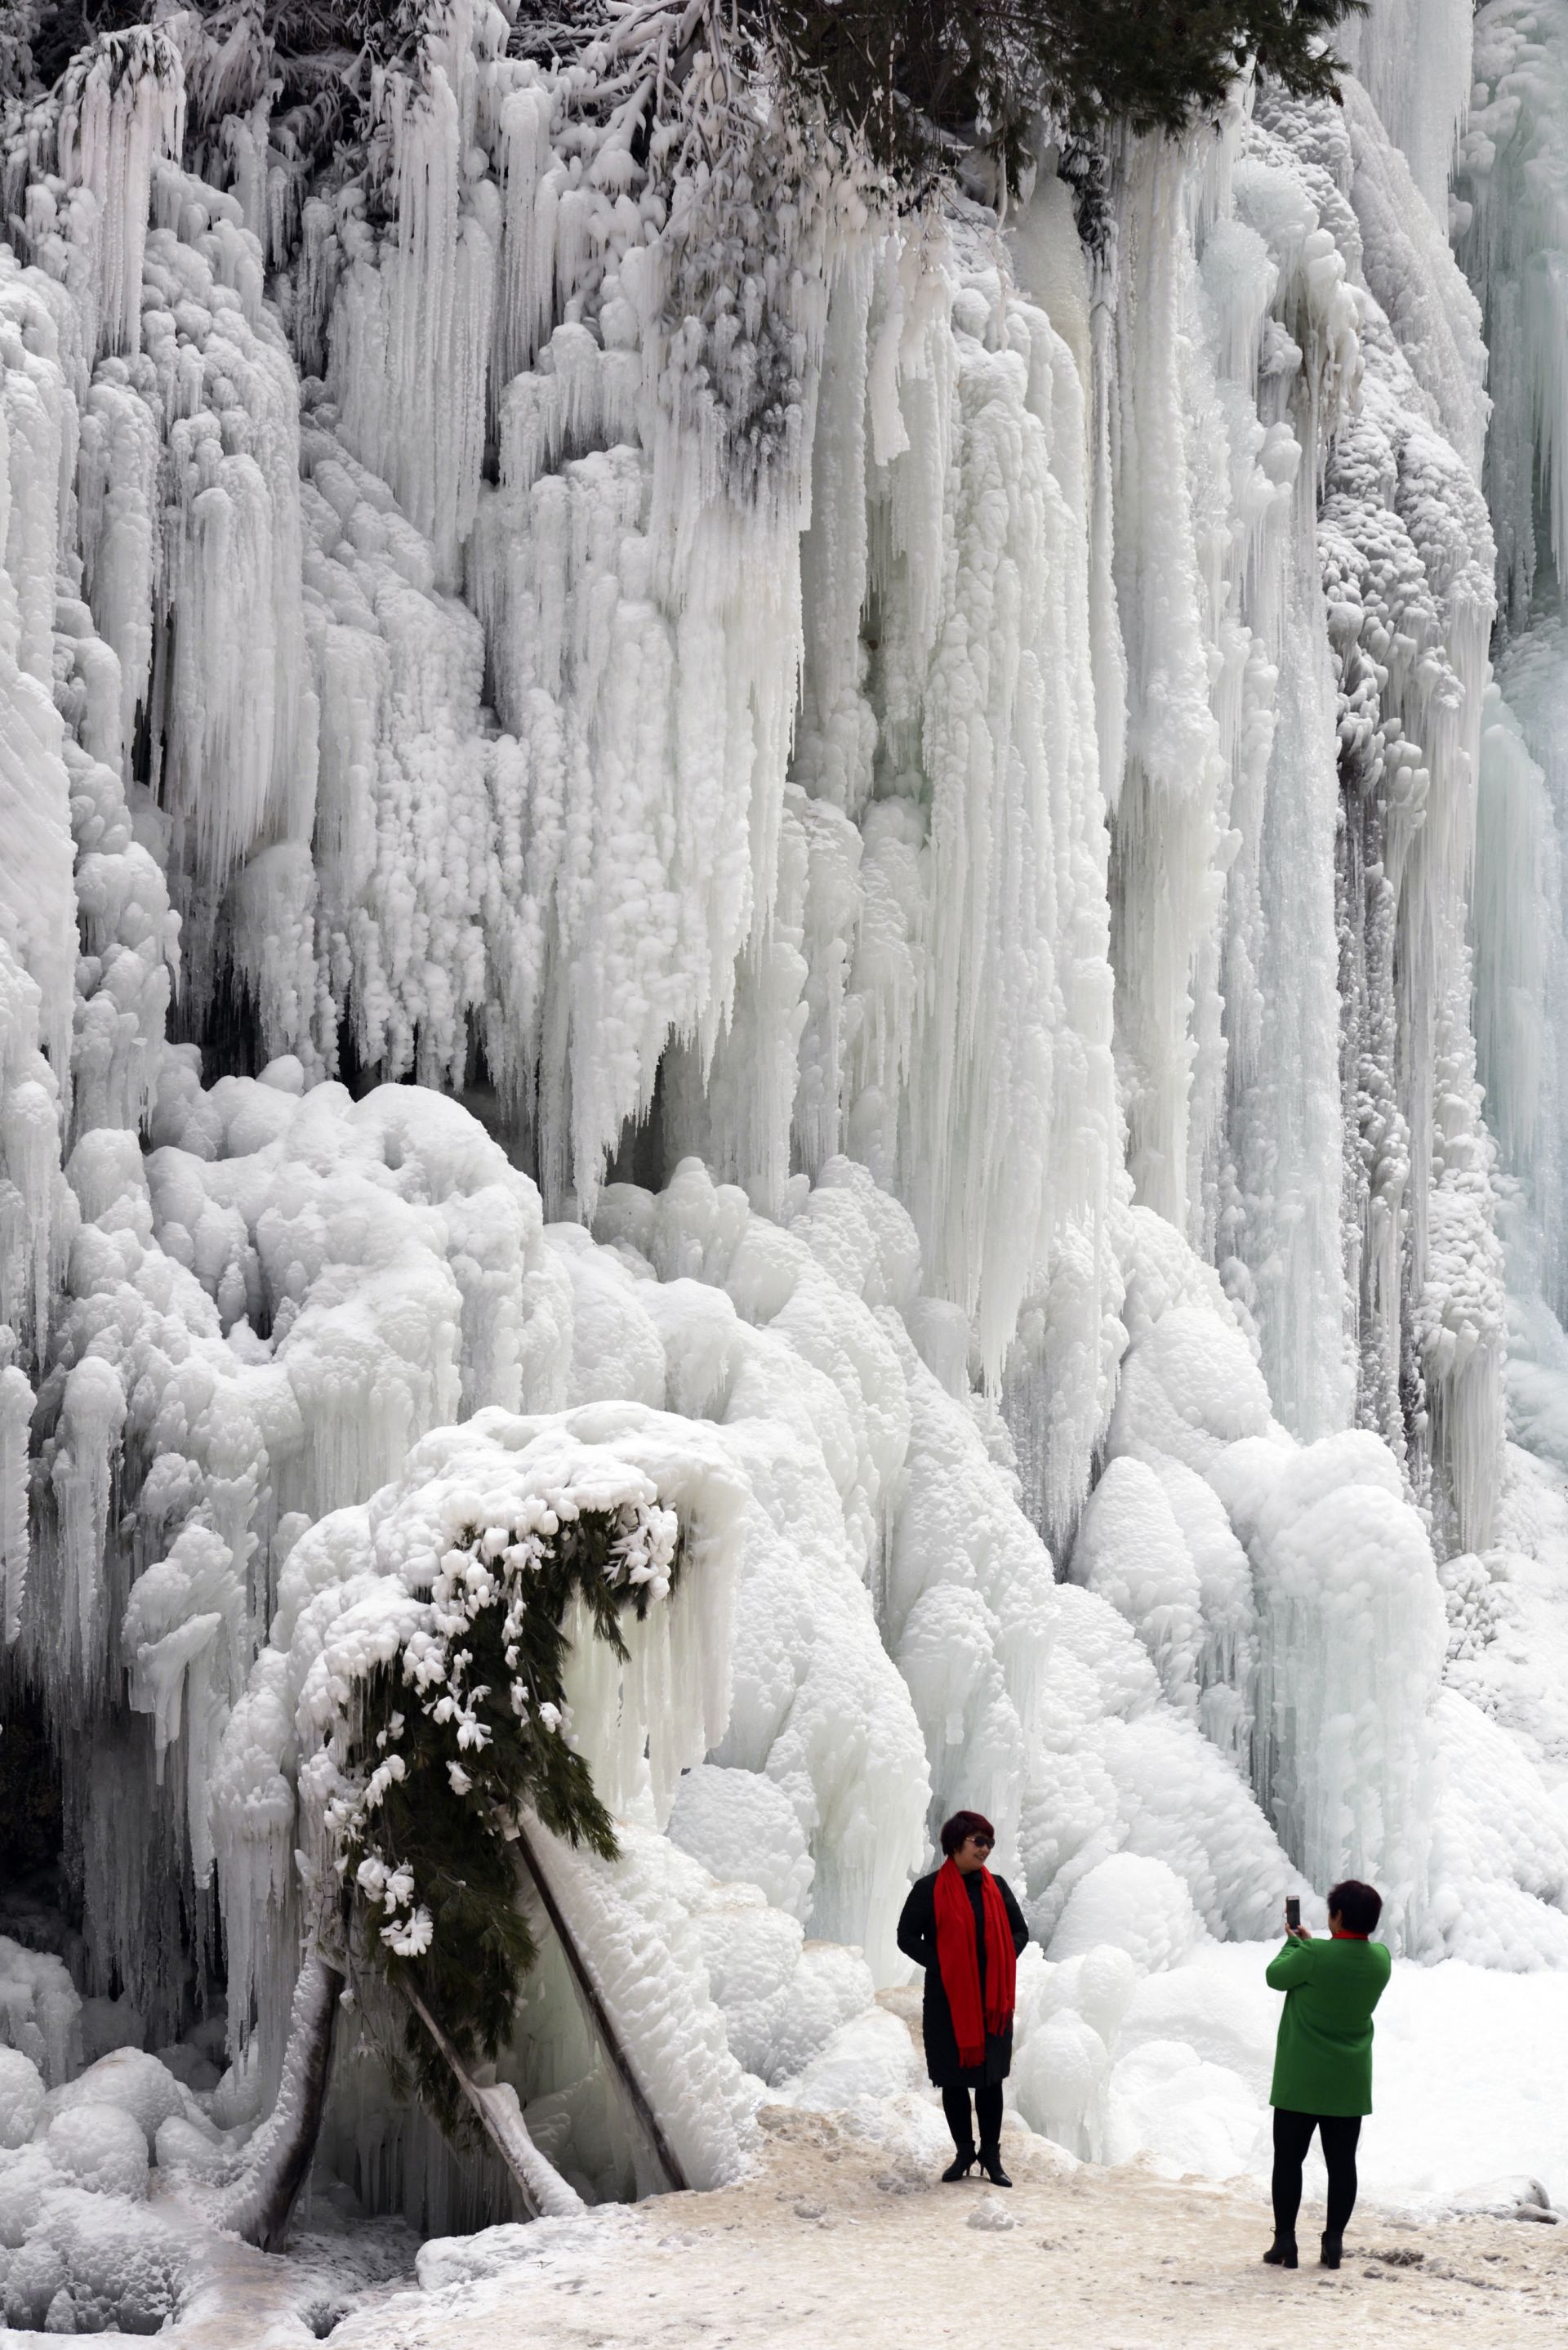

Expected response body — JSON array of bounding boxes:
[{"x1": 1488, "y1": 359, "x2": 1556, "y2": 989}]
[{"x1": 933, "y1": 1857, "x2": 1016, "y2": 2068}]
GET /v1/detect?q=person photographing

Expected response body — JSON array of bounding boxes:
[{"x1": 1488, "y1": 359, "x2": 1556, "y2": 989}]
[
  {"x1": 896, "y1": 1811, "x2": 1029, "y2": 2186},
  {"x1": 1263, "y1": 1879, "x2": 1391, "y2": 2271}
]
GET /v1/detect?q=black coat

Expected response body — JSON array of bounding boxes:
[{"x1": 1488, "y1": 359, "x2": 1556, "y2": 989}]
[{"x1": 896, "y1": 1867, "x2": 1029, "y2": 2089}]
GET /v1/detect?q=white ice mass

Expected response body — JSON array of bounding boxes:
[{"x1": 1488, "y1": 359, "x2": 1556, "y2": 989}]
[{"x1": 5, "y1": 0, "x2": 1568, "y2": 2331}]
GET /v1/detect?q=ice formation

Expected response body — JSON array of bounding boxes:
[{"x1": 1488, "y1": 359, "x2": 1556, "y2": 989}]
[{"x1": 5, "y1": 0, "x2": 1568, "y2": 2320}]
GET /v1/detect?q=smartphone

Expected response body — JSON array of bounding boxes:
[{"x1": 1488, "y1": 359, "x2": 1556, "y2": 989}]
[{"x1": 1285, "y1": 1896, "x2": 1302, "y2": 1932}]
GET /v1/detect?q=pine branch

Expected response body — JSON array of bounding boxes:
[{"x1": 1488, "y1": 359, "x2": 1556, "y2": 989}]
[{"x1": 327, "y1": 1497, "x2": 684, "y2": 2142}]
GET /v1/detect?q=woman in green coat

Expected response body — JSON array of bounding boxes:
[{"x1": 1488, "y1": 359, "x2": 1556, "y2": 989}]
[{"x1": 1263, "y1": 1878, "x2": 1391, "y2": 2271}]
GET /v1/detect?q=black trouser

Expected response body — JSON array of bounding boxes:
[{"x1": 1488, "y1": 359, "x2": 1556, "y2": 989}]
[
  {"x1": 1272, "y1": 2108, "x2": 1363, "y2": 2243},
  {"x1": 942, "y1": 2081, "x2": 1004, "y2": 2156}
]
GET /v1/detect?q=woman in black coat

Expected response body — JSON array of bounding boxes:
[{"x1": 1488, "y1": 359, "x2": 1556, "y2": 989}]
[{"x1": 896, "y1": 1808, "x2": 1029, "y2": 2186}]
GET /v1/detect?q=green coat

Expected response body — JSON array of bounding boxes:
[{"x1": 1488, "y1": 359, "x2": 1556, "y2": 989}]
[{"x1": 1266, "y1": 1934, "x2": 1392, "y2": 2117}]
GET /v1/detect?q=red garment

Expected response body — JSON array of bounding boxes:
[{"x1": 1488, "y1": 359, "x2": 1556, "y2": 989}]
[
  {"x1": 1330, "y1": 1930, "x2": 1369, "y2": 1940},
  {"x1": 933, "y1": 1857, "x2": 1017, "y2": 2068}
]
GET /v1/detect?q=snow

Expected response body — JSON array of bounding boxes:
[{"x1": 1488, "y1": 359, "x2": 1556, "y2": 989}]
[
  {"x1": 0, "y1": 2047, "x2": 45, "y2": 2150},
  {"x1": 1214, "y1": 1429, "x2": 1447, "y2": 1934},
  {"x1": 0, "y1": 1940, "x2": 82, "y2": 2089},
  {"x1": 519, "y1": 1823, "x2": 757, "y2": 2192},
  {"x1": 769, "y1": 1995, "x2": 920, "y2": 2112},
  {"x1": 327, "y1": 2100, "x2": 1568, "y2": 2350},
  {"x1": 1070, "y1": 1457, "x2": 1205, "y2": 1713},
  {"x1": 42, "y1": 2046, "x2": 218, "y2": 2156},
  {"x1": 43, "y1": 2103, "x2": 149, "y2": 2199},
  {"x1": 2, "y1": 2184, "x2": 185, "y2": 2334},
  {"x1": 1049, "y1": 1854, "x2": 1205, "y2": 1974}
]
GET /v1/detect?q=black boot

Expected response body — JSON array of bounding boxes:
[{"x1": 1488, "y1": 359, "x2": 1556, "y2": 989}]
[
  {"x1": 1320, "y1": 2233, "x2": 1343, "y2": 2270},
  {"x1": 1263, "y1": 2236, "x2": 1298, "y2": 2268},
  {"x1": 978, "y1": 2147, "x2": 1012, "y2": 2188},
  {"x1": 942, "y1": 2148, "x2": 977, "y2": 2183}
]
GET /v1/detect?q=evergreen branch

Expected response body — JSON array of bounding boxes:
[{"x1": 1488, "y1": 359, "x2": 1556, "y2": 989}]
[{"x1": 325, "y1": 1495, "x2": 683, "y2": 2140}]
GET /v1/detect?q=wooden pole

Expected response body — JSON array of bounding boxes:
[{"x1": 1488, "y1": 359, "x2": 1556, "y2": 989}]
[
  {"x1": 220, "y1": 1953, "x2": 342, "y2": 2254},
  {"x1": 513, "y1": 1822, "x2": 691, "y2": 2194},
  {"x1": 401, "y1": 1982, "x2": 584, "y2": 2220}
]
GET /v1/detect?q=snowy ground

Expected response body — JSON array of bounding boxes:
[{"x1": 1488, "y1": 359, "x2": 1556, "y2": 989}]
[
  {"x1": 7, "y1": 1949, "x2": 1568, "y2": 2345},
  {"x1": 322, "y1": 2105, "x2": 1568, "y2": 2350}
]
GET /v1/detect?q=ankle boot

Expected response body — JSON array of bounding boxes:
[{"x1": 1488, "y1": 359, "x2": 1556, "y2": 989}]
[
  {"x1": 1262, "y1": 2236, "x2": 1298, "y2": 2268},
  {"x1": 941, "y1": 2148, "x2": 977, "y2": 2182},
  {"x1": 978, "y1": 2146, "x2": 1012, "y2": 2188},
  {"x1": 1320, "y1": 2233, "x2": 1343, "y2": 2270}
]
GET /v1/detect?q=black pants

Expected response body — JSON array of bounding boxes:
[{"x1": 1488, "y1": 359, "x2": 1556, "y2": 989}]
[
  {"x1": 1272, "y1": 2108, "x2": 1363, "y2": 2243},
  {"x1": 942, "y1": 2081, "x2": 1004, "y2": 2156}
]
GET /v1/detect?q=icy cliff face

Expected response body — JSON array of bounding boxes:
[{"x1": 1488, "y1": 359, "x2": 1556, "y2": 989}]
[{"x1": 4, "y1": 0, "x2": 1568, "y2": 2257}]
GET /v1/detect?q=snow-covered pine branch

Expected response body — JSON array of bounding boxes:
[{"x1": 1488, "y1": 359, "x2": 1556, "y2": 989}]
[
  {"x1": 203, "y1": 1407, "x2": 745, "y2": 2244},
  {"x1": 319, "y1": 1482, "x2": 682, "y2": 2133}
]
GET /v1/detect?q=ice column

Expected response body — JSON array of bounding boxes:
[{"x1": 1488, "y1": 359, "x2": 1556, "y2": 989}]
[
  {"x1": 1339, "y1": 0, "x2": 1473, "y2": 224},
  {"x1": 1107, "y1": 137, "x2": 1226, "y2": 1238},
  {"x1": 56, "y1": 28, "x2": 186, "y2": 359}
]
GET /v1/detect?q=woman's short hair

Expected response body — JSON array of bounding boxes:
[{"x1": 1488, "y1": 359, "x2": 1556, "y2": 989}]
[
  {"x1": 940, "y1": 1810, "x2": 996, "y2": 1857},
  {"x1": 1326, "y1": 1879, "x2": 1383, "y2": 1935}
]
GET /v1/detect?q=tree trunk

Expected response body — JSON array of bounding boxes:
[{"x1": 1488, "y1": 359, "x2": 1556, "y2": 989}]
[
  {"x1": 402, "y1": 1982, "x2": 585, "y2": 2220},
  {"x1": 514, "y1": 1822, "x2": 690, "y2": 2193},
  {"x1": 217, "y1": 1952, "x2": 342, "y2": 2254}
]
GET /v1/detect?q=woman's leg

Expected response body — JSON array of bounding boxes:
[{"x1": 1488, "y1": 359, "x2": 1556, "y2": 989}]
[
  {"x1": 1271, "y1": 2109, "x2": 1316, "y2": 2241},
  {"x1": 1318, "y1": 2116, "x2": 1362, "y2": 2242},
  {"x1": 974, "y1": 2081, "x2": 1004, "y2": 2156},
  {"x1": 941, "y1": 2085, "x2": 975, "y2": 2155}
]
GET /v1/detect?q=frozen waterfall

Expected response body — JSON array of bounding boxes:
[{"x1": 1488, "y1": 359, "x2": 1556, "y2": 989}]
[{"x1": 5, "y1": 0, "x2": 1568, "y2": 2304}]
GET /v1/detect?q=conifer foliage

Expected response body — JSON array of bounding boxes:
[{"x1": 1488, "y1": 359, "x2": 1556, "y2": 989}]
[
  {"x1": 7, "y1": 1, "x2": 1366, "y2": 198},
  {"x1": 764, "y1": 0, "x2": 1366, "y2": 189},
  {"x1": 323, "y1": 1492, "x2": 682, "y2": 2134}
]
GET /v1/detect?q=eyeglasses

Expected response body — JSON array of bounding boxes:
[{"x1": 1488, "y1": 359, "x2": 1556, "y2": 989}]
[{"x1": 965, "y1": 1835, "x2": 993, "y2": 1849}]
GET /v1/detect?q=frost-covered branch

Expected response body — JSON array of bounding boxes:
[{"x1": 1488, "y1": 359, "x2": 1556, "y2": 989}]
[
  {"x1": 207, "y1": 1470, "x2": 694, "y2": 2244},
  {"x1": 516, "y1": 0, "x2": 1369, "y2": 201},
  {"x1": 313, "y1": 1483, "x2": 684, "y2": 2138}
]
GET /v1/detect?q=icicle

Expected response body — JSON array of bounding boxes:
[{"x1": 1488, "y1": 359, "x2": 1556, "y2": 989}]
[
  {"x1": 51, "y1": 1352, "x2": 126, "y2": 1697},
  {"x1": 57, "y1": 28, "x2": 186, "y2": 359},
  {"x1": 328, "y1": 60, "x2": 497, "y2": 587},
  {"x1": 1107, "y1": 138, "x2": 1227, "y2": 1239},
  {"x1": 1221, "y1": 140, "x2": 1356, "y2": 1438},
  {"x1": 125, "y1": 1522, "x2": 247, "y2": 1884},
  {"x1": 0, "y1": 1336, "x2": 33, "y2": 1639},
  {"x1": 1459, "y1": 3, "x2": 1568, "y2": 621},
  {"x1": 77, "y1": 369, "x2": 160, "y2": 763},
  {"x1": 494, "y1": 77, "x2": 555, "y2": 384},
  {"x1": 1338, "y1": 0, "x2": 1474, "y2": 225}
]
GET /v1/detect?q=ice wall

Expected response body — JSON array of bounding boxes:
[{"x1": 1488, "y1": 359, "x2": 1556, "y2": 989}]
[
  {"x1": 1460, "y1": 2, "x2": 1568, "y2": 631},
  {"x1": 1074, "y1": 56, "x2": 1503, "y2": 1552},
  {"x1": 1463, "y1": 2, "x2": 1568, "y2": 1307},
  {"x1": 1455, "y1": 2, "x2": 1568, "y2": 1844}
]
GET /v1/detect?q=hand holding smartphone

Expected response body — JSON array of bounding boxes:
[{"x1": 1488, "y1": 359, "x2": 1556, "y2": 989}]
[{"x1": 1285, "y1": 1896, "x2": 1302, "y2": 1934}]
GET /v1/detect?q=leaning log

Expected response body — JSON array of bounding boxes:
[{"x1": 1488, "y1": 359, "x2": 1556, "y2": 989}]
[
  {"x1": 514, "y1": 1821, "x2": 690, "y2": 2194},
  {"x1": 402, "y1": 1982, "x2": 585, "y2": 2220},
  {"x1": 216, "y1": 1952, "x2": 343, "y2": 2254}
]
